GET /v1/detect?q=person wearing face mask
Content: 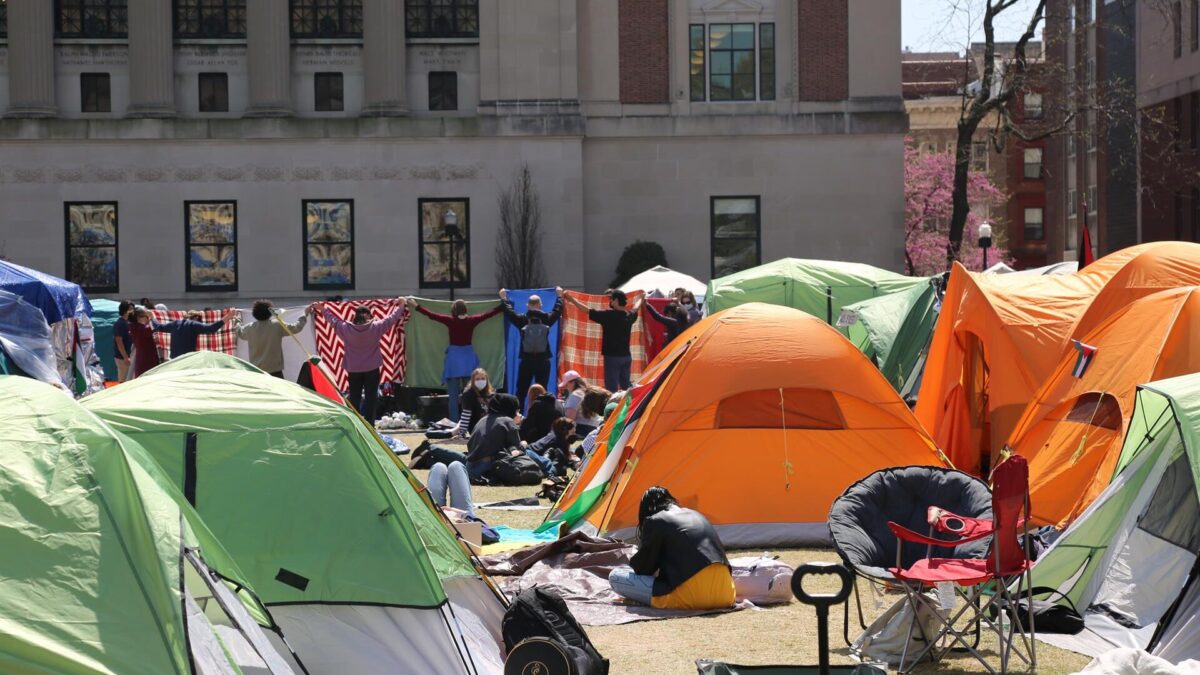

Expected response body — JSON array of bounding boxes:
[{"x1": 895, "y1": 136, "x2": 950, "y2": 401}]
[
  {"x1": 317, "y1": 300, "x2": 407, "y2": 421},
  {"x1": 679, "y1": 291, "x2": 702, "y2": 325},
  {"x1": 408, "y1": 297, "x2": 503, "y2": 422},
  {"x1": 454, "y1": 367, "x2": 494, "y2": 437}
]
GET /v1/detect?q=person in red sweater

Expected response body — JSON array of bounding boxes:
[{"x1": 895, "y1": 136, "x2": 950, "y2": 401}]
[{"x1": 407, "y1": 297, "x2": 503, "y2": 422}]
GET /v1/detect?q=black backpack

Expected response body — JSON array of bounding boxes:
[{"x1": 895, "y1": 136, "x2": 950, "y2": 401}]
[
  {"x1": 522, "y1": 321, "x2": 551, "y2": 355},
  {"x1": 491, "y1": 454, "x2": 544, "y2": 486},
  {"x1": 502, "y1": 587, "x2": 609, "y2": 675}
]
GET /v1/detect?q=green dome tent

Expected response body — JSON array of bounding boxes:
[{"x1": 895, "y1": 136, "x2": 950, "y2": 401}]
[
  {"x1": 0, "y1": 376, "x2": 294, "y2": 675},
  {"x1": 146, "y1": 349, "x2": 268, "y2": 376},
  {"x1": 83, "y1": 365, "x2": 506, "y2": 675},
  {"x1": 705, "y1": 258, "x2": 926, "y2": 323},
  {"x1": 839, "y1": 279, "x2": 939, "y2": 396},
  {"x1": 1029, "y1": 373, "x2": 1200, "y2": 663}
]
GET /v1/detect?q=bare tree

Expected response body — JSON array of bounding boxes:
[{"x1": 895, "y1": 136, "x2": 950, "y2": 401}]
[{"x1": 495, "y1": 164, "x2": 547, "y2": 289}]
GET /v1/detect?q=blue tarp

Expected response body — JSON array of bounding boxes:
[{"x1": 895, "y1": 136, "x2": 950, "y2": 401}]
[
  {"x1": 503, "y1": 288, "x2": 561, "y2": 402},
  {"x1": 0, "y1": 260, "x2": 92, "y2": 324}
]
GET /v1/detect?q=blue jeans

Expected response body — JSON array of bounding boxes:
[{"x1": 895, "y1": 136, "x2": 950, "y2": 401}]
[
  {"x1": 427, "y1": 461, "x2": 475, "y2": 517},
  {"x1": 524, "y1": 448, "x2": 554, "y2": 476},
  {"x1": 446, "y1": 376, "x2": 467, "y2": 422},
  {"x1": 603, "y1": 355, "x2": 632, "y2": 392},
  {"x1": 609, "y1": 565, "x2": 655, "y2": 606},
  {"x1": 427, "y1": 446, "x2": 494, "y2": 481}
]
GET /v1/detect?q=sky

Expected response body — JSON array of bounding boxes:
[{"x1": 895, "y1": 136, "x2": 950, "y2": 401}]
[{"x1": 902, "y1": 0, "x2": 1046, "y2": 53}]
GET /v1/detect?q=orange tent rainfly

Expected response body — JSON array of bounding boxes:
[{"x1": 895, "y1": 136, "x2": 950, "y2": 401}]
[
  {"x1": 916, "y1": 242, "x2": 1200, "y2": 476},
  {"x1": 1010, "y1": 286, "x2": 1200, "y2": 527},
  {"x1": 539, "y1": 303, "x2": 947, "y2": 548}
]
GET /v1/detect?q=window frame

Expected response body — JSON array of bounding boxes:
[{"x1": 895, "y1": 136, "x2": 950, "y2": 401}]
[
  {"x1": 174, "y1": 0, "x2": 246, "y2": 39},
  {"x1": 707, "y1": 23, "x2": 758, "y2": 102},
  {"x1": 290, "y1": 0, "x2": 362, "y2": 39},
  {"x1": 418, "y1": 198, "x2": 471, "y2": 289},
  {"x1": 184, "y1": 200, "x2": 239, "y2": 293},
  {"x1": 758, "y1": 23, "x2": 775, "y2": 101},
  {"x1": 1024, "y1": 92, "x2": 1043, "y2": 120},
  {"x1": 1192, "y1": 0, "x2": 1199, "y2": 52},
  {"x1": 302, "y1": 199, "x2": 356, "y2": 291},
  {"x1": 198, "y1": 72, "x2": 229, "y2": 113},
  {"x1": 1023, "y1": 147, "x2": 1043, "y2": 179},
  {"x1": 0, "y1": 3, "x2": 8, "y2": 38},
  {"x1": 64, "y1": 201, "x2": 119, "y2": 294},
  {"x1": 404, "y1": 0, "x2": 479, "y2": 40},
  {"x1": 689, "y1": 24, "x2": 706, "y2": 102},
  {"x1": 56, "y1": 0, "x2": 128, "y2": 38},
  {"x1": 971, "y1": 141, "x2": 989, "y2": 171},
  {"x1": 1068, "y1": 188, "x2": 1077, "y2": 218},
  {"x1": 710, "y1": 195, "x2": 762, "y2": 279},
  {"x1": 1023, "y1": 207, "x2": 1045, "y2": 241},
  {"x1": 313, "y1": 72, "x2": 345, "y2": 112},
  {"x1": 428, "y1": 71, "x2": 459, "y2": 111},
  {"x1": 1175, "y1": 1, "x2": 1184, "y2": 58},
  {"x1": 80, "y1": 73, "x2": 112, "y2": 113}
]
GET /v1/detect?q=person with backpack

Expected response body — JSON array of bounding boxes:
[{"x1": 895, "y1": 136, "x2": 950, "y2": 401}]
[
  {"x1": 500, "y1": 288, "x2": 564, "y2": 404},
  {"x1": 426, "y1": 393, "x2": 523, "y2": 481},
  {"x1": 565, "y1": 289, "x2": 642, "y2": 392},
  {"x1": 407, "y1": 297, "x2": 503, "y2": 422},
  {"x1": 608, "y1": 486, "x2": 737, "y2": 610}
]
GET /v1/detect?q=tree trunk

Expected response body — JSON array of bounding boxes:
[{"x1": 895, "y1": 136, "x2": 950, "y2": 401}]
[{"x1": 946, "y1": 117, "x2": 982, "y2": 269}]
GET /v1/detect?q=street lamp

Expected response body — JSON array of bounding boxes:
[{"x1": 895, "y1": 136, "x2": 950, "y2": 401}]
[
  {"x1": 443, "y1": 208, "x2": 460, "y2": 300},
  {"x1": 978, "y1": 222, "x2": 993, "y2": 271}
]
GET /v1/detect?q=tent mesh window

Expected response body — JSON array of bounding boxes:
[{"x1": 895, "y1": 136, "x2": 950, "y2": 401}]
[{"x1": 716, "y1": 388, "x2": 846, "y2": 430}]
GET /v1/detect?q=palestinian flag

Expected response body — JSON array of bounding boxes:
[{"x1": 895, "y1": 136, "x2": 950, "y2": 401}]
[
  {"x1": 299, "y1": 356, "x2": 346, "y2": 405},
  {"x1": 1071, "y1": 340, "x2": 1098, "y2": 378},
  {"x1": 536, "y1": 352, "x2": 683, "y2": 535}
]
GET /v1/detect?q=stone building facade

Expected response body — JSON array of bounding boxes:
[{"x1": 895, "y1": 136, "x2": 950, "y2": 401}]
[{"x1": 0, "y1": 0, "x2": 906, "y2": 305}]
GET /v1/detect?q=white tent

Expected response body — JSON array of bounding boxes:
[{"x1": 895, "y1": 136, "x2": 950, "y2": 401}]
[
  {"x1": 984, "y1": 261, "x2": 1079, "y2": 276},
  {"x1": 619, "y1": 265, "x2": 707, "y2": 300}
]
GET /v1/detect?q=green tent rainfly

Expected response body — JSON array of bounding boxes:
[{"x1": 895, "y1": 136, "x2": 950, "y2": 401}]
[
  {"x1": 840, "y1": 279, "x2": 939, "y2": 396},
  {"x1": 82, "y1": 356, "x2": 506, "y2": 675},
  {"x1": 1029, "y1": 373, "x2": 1200, "y2": 663},
  {"x1": 704, "y1": 258, "x2": 927, "y2": 326},
  {"x1": 0, "y1": 376, "x2": 293, "y2": 675}
]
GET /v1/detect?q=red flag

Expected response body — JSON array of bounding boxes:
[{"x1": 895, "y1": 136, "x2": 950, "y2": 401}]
[
  {"x1": 1079, "y1": 222, "x2": 1096, "y2": 268},
  {"x1": 301, "y1": 357, "x2": 346, "y2": 405}
]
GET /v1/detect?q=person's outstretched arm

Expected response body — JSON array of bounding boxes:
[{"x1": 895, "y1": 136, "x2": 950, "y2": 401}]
[
  {"x1": 413, "y1": 302, "x2": 454, "y2": 326},
  {"x1": 546, "y1": 288, "x2": 565, "y2": 326},
  {"x1": 643, "y1": 301, "x2": 669, "y2": 327},
  {"x1": 463, "y1": 303, "x2": 504, "y2": 325},
  {"x1": 197, "y1": 310, "x2": 235, "y2": 335},
  {"x1": 368, "y1": 302, "x2": 408, "y2": 338}
]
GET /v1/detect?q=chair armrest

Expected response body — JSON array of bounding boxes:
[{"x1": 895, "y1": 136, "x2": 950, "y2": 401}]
[
  {"x1": 927, "y1": 507, "x2": 995, "y2": 539},
  {"x1": 887, "y1": 521, "x2": 991, "y2": 548}
]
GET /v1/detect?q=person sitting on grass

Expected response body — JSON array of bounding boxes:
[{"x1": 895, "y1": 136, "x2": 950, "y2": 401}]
[
  {"x1": 426, "y1": 461, "x2": 476, "y2": 518},
  {"x1": 522, "y1": 417, "x2": 576, "y2": 477},
  {"x1": 427, "y1": 393, "x2": 522, "y2": 482},
  {"x1": 609, "y1": 486, "x2": 736, "y2": 610},
  {"x1": 573, "y1": 386, "x2": 611, "y2": 437},
  {"x1": 453, "y1": 367, "x2": 494, "y2": 437},
  {"x1": 521, "y1": 383, "x2": 564, "y2": 444}
]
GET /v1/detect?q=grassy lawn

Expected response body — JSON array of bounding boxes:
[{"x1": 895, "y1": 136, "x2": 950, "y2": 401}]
[{"x1": 395, "y1": 433, "x2": 1091, "y2": 675}]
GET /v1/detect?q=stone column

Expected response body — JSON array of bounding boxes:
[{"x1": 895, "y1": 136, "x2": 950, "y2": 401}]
[
  {"x1": 6, "y1": 0, "x2": 57, "y2": 117},
  {"x1": 245, "y1": 0, "x2": 292, "y2": 117},
  {"x1": 127, "y1": 0, "x2": 176, "y2": 117},
  {"x1": 362, "y1": 0, "x2": 408, "y2": 116}
]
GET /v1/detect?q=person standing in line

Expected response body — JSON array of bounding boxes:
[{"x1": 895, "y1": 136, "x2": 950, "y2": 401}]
[
  {"x1": 408, "y1": 297, "x2": 503, "y2": 422},
  {"x1": 500, "y1": 288, "x2": 565, "y2": 404},
  {"x1": 236, "y1": 300, "x2": 315, "y2": 377},
  {"x1": 680, "y1": 291, "x2": 702, "y2": 325},
  {"x1": 566, "y1": 289, "x2": 642, "y2": 392},
  {"x1": 318, "y1": 300, "x2": 407, "y2": 421},
  {"x1": 155, "y1": 309, "x2": 237, "y2": 359},
  {"x1": 113, "y1": 301, "x2": 134, "y2": 382},
  {"x1": 127, "y1": 308, "x2": 162, "y2": 378}
]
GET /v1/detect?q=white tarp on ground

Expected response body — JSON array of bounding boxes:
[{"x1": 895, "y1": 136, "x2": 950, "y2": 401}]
[
  {"x1": 265, "y1": 576, "x2": 505, "y2": 675},
  {"x1": 1072, "y1": 648, "x2": 1200, "y2": 675}
]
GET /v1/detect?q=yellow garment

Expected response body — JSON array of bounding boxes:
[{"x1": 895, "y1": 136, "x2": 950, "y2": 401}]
[{"x1": 650, "y1": 563, "x2": 736, "y2": 610}]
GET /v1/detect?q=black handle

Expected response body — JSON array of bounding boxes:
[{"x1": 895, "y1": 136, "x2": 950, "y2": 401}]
[
  {"x1": 791, "y1": 562, "x2": 853, "y2": 608},
  {"x1": 791, "y1": 562, "x2": 853, "y2": 675}
]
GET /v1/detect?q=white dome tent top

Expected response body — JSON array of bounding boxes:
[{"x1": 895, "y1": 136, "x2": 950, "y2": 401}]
[
  {"x1": 985, "y1": 261, "x2": 1079, "y2": 276},
  {"x1": 619, "y1": 265, "x2": 707, "y2": 300}
]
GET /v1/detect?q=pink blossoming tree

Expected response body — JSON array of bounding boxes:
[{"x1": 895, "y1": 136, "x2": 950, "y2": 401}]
[{"x1": 905, "y1": 143, "x2": 1009, "y2": 276}]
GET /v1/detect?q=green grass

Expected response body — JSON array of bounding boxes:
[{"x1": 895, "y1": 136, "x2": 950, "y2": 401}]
[{"x1": 396, "y1": 433, "x2": 1091, "y2": 674}]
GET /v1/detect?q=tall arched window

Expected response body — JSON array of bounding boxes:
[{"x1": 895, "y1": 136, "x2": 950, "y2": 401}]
[
  {"x1": 57, "y1": 0, "x2": 128, "y2": 38},
  {"x1": 291, "y1": 0, "x2": 363, "y2": 38},
  {"x1": 405, "y1": 0, "x2": 478, "y2": 39},
  {"x1": 174, "y1": 0, "x2": 247, "y2": 39}
]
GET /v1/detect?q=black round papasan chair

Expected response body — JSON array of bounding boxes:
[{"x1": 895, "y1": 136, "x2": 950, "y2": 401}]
[{"x1": 827, "y1": 465, "x2": 994, "y2": 643}]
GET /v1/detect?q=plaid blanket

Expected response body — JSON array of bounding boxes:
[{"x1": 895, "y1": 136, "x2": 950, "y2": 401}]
[
  {"x1": 558, "y1": 291, "x2": 647, "y2": 387},
  {"x1": 313, "y1": 299, "x2": 407, "y2": 390},
  {"x1": 149, "y1": 309, "x2": 237, "y2": 362}
]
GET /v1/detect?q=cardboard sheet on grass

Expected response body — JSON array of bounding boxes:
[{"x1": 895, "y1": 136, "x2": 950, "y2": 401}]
[
  {"x1": 406, "y1": 297, "x2": 507, "y2": 388},
  {"x1": 480, "y1": 533, "x2": 793, "y2": 626}
]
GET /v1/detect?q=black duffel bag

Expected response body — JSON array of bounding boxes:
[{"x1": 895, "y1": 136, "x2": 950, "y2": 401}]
[{"x1": 502, "y1": 587, "x2": 609, "y2": 675}]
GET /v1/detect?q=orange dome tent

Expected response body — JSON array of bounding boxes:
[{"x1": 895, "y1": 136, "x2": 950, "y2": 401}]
[
  {"x1": 916, "y1": 242, "x2": 1200, "y2": 476},
  {"x1": 538, "y1": 303, "x2": 947, "y2": 547},
  {"x1": 1011, "y1": 286, "x2": 1200, "y2": 527}
]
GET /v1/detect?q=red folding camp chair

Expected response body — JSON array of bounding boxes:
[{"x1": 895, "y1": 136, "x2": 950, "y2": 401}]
[{"x1": 886, "y1": 454, "x2": 1036, "y2": 674}]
